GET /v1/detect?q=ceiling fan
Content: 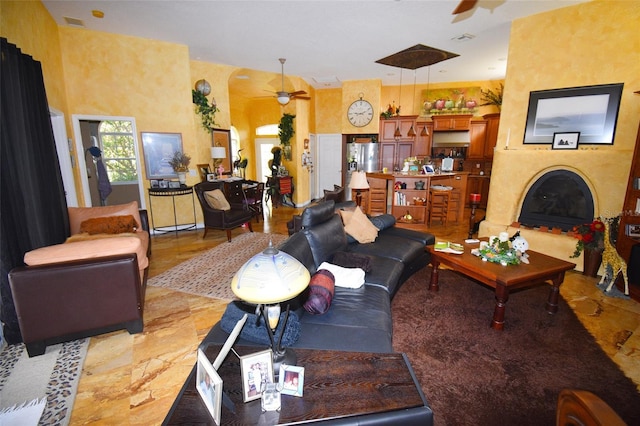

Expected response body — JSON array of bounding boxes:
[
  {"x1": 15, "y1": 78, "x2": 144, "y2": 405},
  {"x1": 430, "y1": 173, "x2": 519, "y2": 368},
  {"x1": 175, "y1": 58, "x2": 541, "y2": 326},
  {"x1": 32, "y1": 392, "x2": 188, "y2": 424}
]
[
  {"x1": 452, "y1": 0, "x2": 477, "y2": 14},
  {"x1": 267, "y1": 58, "x2": 310, "y2": 105}
]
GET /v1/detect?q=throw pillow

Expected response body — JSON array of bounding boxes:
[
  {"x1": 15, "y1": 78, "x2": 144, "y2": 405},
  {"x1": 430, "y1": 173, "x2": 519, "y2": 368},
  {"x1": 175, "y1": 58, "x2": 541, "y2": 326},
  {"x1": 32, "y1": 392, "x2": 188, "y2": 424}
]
[
  {"x1": 303, "y1": 269, "x2": 335, "y2": 315},
  {"x1": 339, "y1": 206, "x2": 378, "y2": 244},
  {"x1": 79, "y1": 215, "x2": 138, "y2": 235},
  {"x1": 331, "y1": 251, "x2": 373, "y2": 272},
  {"x1": 204, "y1": 189, "x2": 231, "y2": 211},
  {"x1": 369, "y1": 214, "x2": 396, "y2": 231}
]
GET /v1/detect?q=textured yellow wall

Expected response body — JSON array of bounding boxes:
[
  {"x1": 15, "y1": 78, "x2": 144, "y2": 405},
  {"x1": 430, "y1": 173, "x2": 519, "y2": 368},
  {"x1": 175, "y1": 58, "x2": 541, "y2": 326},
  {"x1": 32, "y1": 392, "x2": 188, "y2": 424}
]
[
  {"x1": 314, "y1": 89, "x2": 342, "y2": 134},
  {"x1": 480, "y1": 0, "x2": 640, "y2": 267},
  {"x1": 1, "y1": 1, "x2": 67, "y2": 112},
  {"x1": 58, "y1": 27, "x2": 198, "y2": 225}
]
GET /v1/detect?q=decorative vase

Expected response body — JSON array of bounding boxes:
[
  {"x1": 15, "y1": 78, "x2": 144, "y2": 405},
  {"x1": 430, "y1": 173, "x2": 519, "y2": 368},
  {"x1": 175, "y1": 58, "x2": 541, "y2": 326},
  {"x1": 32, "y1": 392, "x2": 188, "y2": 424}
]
[
  {"x1": 582, "y1": 249, "x2": 603, "y2": 277},
  {"x1": 177, "y1": 172, "x2": 187, "y2": 185}
]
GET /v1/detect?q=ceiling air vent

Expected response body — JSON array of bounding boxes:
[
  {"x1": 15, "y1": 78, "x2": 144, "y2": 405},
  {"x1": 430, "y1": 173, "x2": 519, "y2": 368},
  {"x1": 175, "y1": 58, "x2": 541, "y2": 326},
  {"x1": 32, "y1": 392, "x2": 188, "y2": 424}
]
[
  {"x1": 64, "y1": 17, "x2": 85, "y2": 28},
  {"x1": 451, "y1": 33, "x2": 476, "y2": 42}
]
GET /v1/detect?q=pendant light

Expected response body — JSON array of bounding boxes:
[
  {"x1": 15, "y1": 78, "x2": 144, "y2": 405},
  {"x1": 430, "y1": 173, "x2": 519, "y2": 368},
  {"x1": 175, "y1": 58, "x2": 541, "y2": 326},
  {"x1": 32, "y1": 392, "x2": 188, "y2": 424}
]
[
  {"x1": 407, "y1": 69, "x2": 417, "y2": 137},
  {"x1": 420, "y1": 67, "x2": 431, "y2": 137},
  {"x1": 394, "y1": 69, "x2": 402, "y2": 141}
]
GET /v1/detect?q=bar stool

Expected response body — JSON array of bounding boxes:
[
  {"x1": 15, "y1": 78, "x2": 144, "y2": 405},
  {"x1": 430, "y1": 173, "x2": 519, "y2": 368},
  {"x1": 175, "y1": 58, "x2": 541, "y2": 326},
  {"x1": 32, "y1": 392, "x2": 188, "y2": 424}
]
[
  {"x1": 448, "y1": 189, "x2": 461, "y2": 223},
  {"x1": 429, "y1": 188, "x2": 451, "y2": 226}
]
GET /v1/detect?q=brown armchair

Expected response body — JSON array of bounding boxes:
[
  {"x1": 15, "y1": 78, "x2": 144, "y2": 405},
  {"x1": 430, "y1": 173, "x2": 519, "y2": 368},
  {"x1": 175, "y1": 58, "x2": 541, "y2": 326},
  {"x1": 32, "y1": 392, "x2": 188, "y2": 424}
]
[{"x1": 194, "y1": 182, "x2": 254, "y2": 242}]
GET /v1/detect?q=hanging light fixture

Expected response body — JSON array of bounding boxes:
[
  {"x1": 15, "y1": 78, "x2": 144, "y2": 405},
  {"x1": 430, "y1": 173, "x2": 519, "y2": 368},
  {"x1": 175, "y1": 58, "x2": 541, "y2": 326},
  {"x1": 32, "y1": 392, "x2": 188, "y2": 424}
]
[
  {"x1": 394, "y1": 69, "x2": 403, "y2": 141},
  {"x1": 407, "y1": 69, "x2": 417, "y2": 137},
  {"x1": 420, "y1": 67, "x2": 431, "y2": 137}
]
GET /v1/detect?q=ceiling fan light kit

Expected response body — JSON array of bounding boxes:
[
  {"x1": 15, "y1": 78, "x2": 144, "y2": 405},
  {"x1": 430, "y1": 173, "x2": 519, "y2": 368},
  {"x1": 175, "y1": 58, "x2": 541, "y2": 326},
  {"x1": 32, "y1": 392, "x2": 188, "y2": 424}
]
[{"x1": 268, "y1": 58, "x2": 309, "y2": 105}]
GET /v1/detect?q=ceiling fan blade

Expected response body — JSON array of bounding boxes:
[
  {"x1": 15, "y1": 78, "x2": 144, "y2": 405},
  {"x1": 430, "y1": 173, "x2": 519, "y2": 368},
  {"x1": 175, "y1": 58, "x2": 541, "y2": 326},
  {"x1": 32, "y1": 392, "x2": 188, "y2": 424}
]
[
  {"x1": 291, "y1": 95, "x2": 310, "y2": 101},
  {"x1": 452, "y1": 0, "x2": 477, "y2": 14},
  {"x1": 289, "y1": 90, "x2": 307, "y2": 97}
]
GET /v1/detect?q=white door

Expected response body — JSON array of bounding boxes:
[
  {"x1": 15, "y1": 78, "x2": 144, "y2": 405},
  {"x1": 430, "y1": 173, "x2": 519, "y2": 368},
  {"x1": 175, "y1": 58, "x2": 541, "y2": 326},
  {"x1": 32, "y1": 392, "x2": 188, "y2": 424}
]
[
  {"x1": 50, "y1": 108, "x2": 78, "y2": 206},
  {"x1": 255, "y1": 137, "x2": 278, "y2": 183},
  {"x1": 308, "y1": 133, "x2": 317, "y2": 200},
  {"x1": 316, "y1": 134, "x2": 343, "y2": 195}
]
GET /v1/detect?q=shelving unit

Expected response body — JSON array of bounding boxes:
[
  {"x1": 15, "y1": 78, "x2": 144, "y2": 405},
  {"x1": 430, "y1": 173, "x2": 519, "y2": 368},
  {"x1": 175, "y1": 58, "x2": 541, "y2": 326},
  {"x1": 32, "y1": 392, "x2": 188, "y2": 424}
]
[
  {"x1": 392, "y1": 176, "x2": 429, "y2": 224},
  {"x1": 617, "y1": 121, "x2": 640, "y2": 262}
]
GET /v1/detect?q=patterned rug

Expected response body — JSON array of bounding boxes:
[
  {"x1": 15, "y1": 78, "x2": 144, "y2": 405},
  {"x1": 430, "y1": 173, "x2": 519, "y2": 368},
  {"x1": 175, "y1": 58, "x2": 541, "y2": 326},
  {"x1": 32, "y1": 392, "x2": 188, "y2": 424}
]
[
  {"x1": 148, "y1": 232, "x2": 288, "y2": 300},
  {"x1": 0, "y1": 339, "x2": 89, "y2": 426}
]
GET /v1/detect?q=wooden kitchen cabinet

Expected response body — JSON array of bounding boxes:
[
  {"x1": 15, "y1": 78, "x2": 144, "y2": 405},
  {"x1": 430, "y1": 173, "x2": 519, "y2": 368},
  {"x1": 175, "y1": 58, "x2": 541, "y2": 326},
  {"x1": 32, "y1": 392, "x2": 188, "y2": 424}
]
[
  {"x1": 432, "y1": 114, "x2": 472, "y2": 131},
  {"x1": 379, "y1": 116, "x2": 418, "y2": 142},
  {"x1": 379, "y1": 142, "x2": 413, "y2": 172},
  {"x1": 467, "y1": 120, "x2": 487, "y2": 160},
  {"x1": 483, "y1": 113, "x2": 500, "y2": 159},
  {"x1": 414, "y1": 122, "x2": 432, "y2": 157}
]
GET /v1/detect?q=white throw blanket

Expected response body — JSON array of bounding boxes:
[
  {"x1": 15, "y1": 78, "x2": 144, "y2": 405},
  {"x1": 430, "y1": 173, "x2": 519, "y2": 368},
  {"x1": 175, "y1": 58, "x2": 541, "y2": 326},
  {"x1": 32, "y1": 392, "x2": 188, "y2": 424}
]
[
  {"x1": 318, "y1": 262, "x2": 365, "y2": 288},
  {"x1": 0, "y1": 398, "x2": 46, "y2": 425}
]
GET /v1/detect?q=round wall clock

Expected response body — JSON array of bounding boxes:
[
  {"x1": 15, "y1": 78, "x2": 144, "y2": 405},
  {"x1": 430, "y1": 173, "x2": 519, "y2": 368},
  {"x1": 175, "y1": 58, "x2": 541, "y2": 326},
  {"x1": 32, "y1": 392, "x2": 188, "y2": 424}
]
[{"x1": 347, "y1": 95, "x2": 374, "y2": 127}]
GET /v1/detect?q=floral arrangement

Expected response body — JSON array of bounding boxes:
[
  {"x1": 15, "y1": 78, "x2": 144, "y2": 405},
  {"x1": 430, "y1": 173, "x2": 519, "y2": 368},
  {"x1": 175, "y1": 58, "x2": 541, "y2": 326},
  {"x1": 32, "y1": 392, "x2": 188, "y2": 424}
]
[
  {"x1": 477, "y1": 232, "x2": 521, "y2": 266},
  {"x1": 570, "y1": 218, "x2": 605, "y2": 258},
  {"x1": 169, "y1": 151, "x2": 191, "y2": 172}
]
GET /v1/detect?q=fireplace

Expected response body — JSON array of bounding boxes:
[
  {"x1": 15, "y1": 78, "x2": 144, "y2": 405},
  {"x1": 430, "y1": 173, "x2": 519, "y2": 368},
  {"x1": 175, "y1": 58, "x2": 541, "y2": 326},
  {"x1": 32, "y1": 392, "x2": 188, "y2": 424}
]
[{"x1": 518, "y1": 170, "x2": 594, "y2": 232}]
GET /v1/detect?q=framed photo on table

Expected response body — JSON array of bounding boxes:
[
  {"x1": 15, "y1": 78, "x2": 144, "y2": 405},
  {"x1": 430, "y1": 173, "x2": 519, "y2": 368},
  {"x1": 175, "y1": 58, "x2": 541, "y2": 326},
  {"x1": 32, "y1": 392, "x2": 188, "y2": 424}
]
[
  {"x1": 279, "y1": 365, "x2": 304, "y2": 397},
  {"x1": 239, "y1": 349, "x2": 274, "y2": 402},
  {"x1": 196, "y1": 349, "x2": 223, "y2": 424},
  {"x1": 523, "y1": 83, "x2": 623, "y2": 145},
  {"x1": 141, "y1": 132, "x2": 183, "y2": 179}
]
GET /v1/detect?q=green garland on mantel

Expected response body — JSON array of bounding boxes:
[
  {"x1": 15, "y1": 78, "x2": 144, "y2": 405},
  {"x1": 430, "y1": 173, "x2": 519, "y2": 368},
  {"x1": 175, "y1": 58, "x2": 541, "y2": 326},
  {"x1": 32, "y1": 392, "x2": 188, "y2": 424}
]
[{"x1": 192, "y1": 89, "x2": 219, "y2": 133}]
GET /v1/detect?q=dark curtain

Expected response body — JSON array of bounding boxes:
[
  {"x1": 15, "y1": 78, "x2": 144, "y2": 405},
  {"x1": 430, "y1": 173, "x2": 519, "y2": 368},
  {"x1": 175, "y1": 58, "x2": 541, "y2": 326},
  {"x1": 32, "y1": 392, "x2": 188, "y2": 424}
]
[{"x1": 1, "y1": 38, "x2": 69, "y2": 344}]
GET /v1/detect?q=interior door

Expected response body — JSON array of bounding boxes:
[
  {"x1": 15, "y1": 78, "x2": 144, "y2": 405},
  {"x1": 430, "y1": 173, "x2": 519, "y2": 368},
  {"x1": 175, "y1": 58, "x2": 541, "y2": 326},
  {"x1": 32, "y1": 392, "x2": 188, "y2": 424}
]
[
  {"x1": 255, "y1": 137, "x2": 278, "y2": 183},
  {"x1": 50, "y1": 107, "x2": 78, "y2": 207},
  {"x1": 317, "y1": 134, "x2": 342, "y2": 194}
]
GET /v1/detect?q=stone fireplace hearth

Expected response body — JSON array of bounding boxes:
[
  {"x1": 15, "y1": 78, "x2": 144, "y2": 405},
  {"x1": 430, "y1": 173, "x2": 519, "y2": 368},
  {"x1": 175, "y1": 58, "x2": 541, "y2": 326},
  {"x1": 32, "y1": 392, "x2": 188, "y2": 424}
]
[{"x1": 479, "y1": 149, "x2": 630, "y2": 271}]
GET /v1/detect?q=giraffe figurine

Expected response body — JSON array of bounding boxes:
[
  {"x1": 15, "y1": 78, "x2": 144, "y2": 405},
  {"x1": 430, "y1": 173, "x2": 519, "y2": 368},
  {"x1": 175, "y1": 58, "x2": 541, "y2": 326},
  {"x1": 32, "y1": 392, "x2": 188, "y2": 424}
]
[{"x1": 599, "y1": 217, "x2": 629, "y2": 295}]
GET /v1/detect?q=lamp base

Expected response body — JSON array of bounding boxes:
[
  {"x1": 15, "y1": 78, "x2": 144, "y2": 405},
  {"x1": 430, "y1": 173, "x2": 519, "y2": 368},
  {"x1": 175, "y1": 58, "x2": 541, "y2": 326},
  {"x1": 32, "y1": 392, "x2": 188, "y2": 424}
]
[{"x1": 272, "y1": 347, "x2": 297, "y2": 380}]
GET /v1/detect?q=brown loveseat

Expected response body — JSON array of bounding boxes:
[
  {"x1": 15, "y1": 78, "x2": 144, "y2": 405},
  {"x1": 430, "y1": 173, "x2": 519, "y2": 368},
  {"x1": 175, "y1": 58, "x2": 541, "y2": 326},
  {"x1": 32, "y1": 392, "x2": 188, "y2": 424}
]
[{"x1": 8, "y1": 201, "x2": 150, "y2": 356}]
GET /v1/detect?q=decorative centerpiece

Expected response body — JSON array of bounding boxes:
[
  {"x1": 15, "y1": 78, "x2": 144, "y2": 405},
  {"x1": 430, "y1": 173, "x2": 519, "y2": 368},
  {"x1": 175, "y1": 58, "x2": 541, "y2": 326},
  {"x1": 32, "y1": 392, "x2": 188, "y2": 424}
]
[
  {"x1": 169, "y1": 151, "x2": 191, "y2": 184},
  {"x1": 477, "y1": 231, "x2": 525, "y2": 266}
]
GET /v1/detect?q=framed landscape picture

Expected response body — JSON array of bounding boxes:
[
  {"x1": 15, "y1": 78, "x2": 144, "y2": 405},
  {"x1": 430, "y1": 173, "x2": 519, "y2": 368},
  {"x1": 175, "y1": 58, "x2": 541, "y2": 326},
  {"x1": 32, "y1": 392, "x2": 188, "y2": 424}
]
[
  {"x1": 552, "y1": 132, "x2": 580, "y2": 150},
  {"x1": 523, "y1": 83, "x2": 623, "y2": 145},
  {"x1": 141, "y1": 132, "x2": 183, "y2": 179}
]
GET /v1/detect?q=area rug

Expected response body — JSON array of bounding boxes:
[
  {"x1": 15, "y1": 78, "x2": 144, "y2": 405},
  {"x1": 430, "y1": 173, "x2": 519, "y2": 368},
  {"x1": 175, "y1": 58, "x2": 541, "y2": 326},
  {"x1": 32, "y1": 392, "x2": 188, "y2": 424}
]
[
  {"x1": 392, "y1": 267, "x2": 640, "y2": 425},
  {"x1": 0, "y1": 338, "x2": 89, "y2": 426},
  {"x1": 148, "y1": 232, "x2": 288, "y2": 300}
]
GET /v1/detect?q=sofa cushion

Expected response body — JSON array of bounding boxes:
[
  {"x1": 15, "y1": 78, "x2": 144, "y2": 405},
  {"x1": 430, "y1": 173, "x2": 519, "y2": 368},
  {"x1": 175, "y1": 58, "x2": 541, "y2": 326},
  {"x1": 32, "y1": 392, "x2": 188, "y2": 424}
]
[
  {"x1": 204, "y1": 189, "x2": 231, "y2": 211},
  {"x1": 24, "y1": 235, "x2": 149, "y2": 270},
  {"x1": 369, "y1": 214, "x2": 396, "y2": 231},
  {"x1": 302, "y1": 215, "x2": 348, "y2": 268},
  {"x1": 339, "y1": 206, "x2": 378, "y2": 244},
  {"x1": 331, "y1": 251, "x2": 372, "y2": 272},
  {"x1": 68, "y1": 201, "x2": 142, "y2": 236},
  {"x1": 303, "y1": 269, "x2": 335, "y2": 315},
  {"x1": 348, "y1": 233, "x2": 424, "y2": 265},
  {"x1": 278, "y1": 231, "x2": 317, "y2": 274},
  {"x1": 79, "y1": 215, "x2": 138, "y2": 235}
]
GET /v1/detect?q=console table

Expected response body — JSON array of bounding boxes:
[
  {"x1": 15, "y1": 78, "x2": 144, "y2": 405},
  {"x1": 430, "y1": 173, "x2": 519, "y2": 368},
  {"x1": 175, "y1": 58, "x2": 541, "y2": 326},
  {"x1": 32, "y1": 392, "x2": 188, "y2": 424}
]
[
  {"x1": 148, "y1": 186, "x2": 197, "y2": 234},
  {"x1": 163, "y1": 344, "x2": 433, "y2": 425}
]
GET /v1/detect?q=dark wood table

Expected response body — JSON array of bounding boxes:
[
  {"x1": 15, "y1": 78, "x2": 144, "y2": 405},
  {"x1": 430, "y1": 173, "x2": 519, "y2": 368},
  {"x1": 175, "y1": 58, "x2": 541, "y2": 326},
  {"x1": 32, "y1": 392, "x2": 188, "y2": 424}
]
[
  {"x1": 427, "y1": 240, "x2": 575, "y2": 330},
  {"x1": 163, "y1": 345, "x2": 431, "y2": 425}
]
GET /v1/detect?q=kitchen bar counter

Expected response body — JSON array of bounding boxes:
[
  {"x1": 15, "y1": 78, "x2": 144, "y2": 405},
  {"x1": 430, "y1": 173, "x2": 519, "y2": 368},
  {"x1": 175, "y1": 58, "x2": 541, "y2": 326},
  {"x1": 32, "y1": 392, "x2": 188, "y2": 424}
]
[{"x1": 363, "y1": 172, "x2": 469, "y2": 224}]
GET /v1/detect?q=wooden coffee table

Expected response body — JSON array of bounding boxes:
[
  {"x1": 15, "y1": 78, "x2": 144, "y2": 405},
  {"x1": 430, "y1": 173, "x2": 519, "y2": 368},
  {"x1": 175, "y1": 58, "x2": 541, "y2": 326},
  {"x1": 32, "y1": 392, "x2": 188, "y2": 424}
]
[
  {"x1": 427, "y1": 241, "x2": 575, "y2": 330},
  {"x1": 163, "y1": 344, "x2": 432, "y2": 425}
]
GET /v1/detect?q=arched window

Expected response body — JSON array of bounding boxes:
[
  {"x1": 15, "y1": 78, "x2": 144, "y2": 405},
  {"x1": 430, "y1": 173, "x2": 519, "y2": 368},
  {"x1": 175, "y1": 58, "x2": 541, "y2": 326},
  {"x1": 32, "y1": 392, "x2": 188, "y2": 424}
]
[{"x1": 256, "y1": 124, "x2": 278, "y2": 136}]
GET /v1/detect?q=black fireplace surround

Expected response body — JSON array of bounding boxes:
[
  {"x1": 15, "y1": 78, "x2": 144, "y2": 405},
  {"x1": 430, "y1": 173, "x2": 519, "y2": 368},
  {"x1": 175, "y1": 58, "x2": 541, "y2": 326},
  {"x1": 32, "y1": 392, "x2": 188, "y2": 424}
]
[{"x1": 518, "y1": 170, "x2": 594, "y2": 232}]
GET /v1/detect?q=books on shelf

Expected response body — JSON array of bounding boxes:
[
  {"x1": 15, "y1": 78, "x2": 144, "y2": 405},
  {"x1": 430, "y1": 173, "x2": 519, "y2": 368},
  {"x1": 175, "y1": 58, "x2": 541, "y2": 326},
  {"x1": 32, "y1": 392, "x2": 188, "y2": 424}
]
[{"x1": 434, "y1": 241, "x2": 464, "y2": 254}]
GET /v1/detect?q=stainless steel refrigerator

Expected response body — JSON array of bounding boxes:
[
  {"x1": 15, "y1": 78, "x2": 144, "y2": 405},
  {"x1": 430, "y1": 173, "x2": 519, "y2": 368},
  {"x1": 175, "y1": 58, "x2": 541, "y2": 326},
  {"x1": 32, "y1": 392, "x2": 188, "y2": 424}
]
[{"x1": 346, "y1": 143, "x2": 379, "y2": 200}]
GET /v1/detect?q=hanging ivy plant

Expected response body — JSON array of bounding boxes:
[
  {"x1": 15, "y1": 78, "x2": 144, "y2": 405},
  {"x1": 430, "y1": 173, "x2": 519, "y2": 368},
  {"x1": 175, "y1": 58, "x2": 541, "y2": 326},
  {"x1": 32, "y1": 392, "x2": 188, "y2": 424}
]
[
  {"x1": 192, "y1": 89, "x2": 219, "y2": 133},
  {"x1": 278, "y1": 113, "x2": 295, "y2": 146}
]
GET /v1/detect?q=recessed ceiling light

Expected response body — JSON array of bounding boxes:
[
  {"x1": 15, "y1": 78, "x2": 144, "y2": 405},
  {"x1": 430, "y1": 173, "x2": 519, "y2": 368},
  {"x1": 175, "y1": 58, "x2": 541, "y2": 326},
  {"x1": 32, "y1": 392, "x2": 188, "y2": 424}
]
[{"x1": 236, "y1": 75, "x2": 250, "y2": 80}]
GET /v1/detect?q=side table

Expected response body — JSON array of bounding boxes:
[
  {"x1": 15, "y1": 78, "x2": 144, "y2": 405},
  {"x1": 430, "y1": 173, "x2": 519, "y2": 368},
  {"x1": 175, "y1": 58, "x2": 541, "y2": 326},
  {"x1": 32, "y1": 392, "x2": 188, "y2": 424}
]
[
  {"x1": 163, "y1": 344, "x2": 433, "y2": 425},
  {"x1": 148, "y1": 186, "x2": 197, "y2": 234}
]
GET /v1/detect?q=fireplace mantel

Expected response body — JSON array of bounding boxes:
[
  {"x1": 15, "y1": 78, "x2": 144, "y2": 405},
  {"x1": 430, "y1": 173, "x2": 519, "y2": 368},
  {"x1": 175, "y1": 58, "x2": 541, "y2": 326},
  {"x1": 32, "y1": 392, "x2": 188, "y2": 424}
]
[{"x1": 479, "y1": 149, "x2": 632, "y2": 270}]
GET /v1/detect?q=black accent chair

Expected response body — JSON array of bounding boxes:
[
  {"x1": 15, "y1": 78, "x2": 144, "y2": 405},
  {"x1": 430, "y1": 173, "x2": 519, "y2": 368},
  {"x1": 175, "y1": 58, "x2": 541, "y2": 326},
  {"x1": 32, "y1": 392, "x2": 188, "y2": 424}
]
[
  {"x1": 194, "y1": 182, "x2": 254, "y2": 242},
  {"x1": 244, "y1": 181, "x2": 265, "y2": 222}
]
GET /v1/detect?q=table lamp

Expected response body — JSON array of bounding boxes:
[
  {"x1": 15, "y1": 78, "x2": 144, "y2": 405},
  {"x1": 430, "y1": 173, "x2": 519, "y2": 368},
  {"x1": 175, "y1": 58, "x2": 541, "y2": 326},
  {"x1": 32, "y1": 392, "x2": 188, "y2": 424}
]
[
  {"x1": 231, "y1": 242, "x2": 310, "y2": 373},
  {"x1": 349, "y1": 170, "x2": 370, "y2": 207},
  {"x1": 210, "y1": 146, "x2": 226, "y2": 178}
]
